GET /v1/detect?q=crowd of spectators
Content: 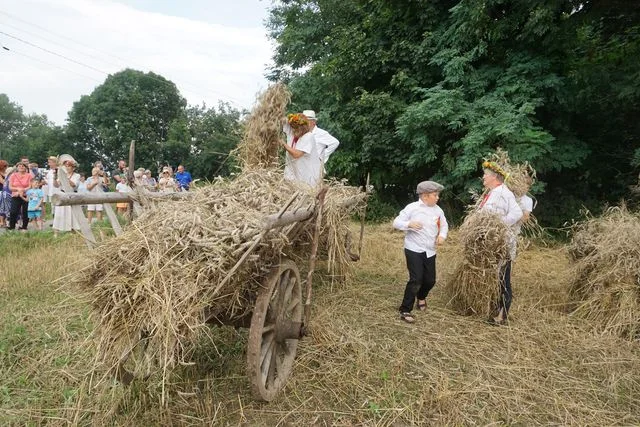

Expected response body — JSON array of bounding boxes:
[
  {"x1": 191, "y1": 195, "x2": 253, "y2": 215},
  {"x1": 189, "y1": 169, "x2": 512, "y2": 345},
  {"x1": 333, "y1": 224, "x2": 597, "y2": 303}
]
[{"x1": 0, "y1": 155, "x2": 193, "y2": 233}]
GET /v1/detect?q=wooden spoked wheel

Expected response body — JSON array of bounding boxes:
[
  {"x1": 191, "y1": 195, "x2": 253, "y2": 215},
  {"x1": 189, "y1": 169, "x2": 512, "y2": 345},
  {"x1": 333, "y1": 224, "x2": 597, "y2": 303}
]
[{"x1": 247, "y1": 259, "x2": 303, "y2": 401}]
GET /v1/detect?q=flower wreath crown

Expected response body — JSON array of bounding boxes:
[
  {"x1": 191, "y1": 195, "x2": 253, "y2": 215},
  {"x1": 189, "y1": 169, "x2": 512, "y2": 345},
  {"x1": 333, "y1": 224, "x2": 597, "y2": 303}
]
[
  {"x1": 482, "y1": 161, "x2": 509, "y2": 179},
  {"x1": 287, "y1": 113, "x2": 309, "y2": 127}
]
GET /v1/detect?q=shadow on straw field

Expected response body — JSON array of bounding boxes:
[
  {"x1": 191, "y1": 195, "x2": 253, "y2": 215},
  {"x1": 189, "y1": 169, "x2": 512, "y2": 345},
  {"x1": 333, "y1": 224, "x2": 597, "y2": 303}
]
[{"x1": 1, "y1": 224, "x2": 640, "y2": 425}]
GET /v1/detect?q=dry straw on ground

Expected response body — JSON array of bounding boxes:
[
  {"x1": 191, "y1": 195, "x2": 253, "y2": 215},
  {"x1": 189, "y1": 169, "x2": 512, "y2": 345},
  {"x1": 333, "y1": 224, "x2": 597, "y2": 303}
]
[
  {"x1": 5, "y1": 221, "x2": 640, "y2": 425},
  {"x1": 66, "y1": 225, "x2": 640, "y2": 425},
  {"x1": 567, "y1": 206, "x2": 640, "y2": 339}
]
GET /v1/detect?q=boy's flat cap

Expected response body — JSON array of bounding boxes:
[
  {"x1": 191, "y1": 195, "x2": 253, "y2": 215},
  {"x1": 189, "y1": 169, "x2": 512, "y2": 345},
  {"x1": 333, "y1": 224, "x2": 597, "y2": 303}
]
[{"x1": 416, "y1": 180, "x2": 444, "y2": 194}]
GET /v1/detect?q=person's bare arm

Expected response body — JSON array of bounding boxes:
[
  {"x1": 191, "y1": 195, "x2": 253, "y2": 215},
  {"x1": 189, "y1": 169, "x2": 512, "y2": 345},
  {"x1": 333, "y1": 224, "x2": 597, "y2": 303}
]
[{"x1": 281, "y1": 141, "x2": 305, "y2": 159}]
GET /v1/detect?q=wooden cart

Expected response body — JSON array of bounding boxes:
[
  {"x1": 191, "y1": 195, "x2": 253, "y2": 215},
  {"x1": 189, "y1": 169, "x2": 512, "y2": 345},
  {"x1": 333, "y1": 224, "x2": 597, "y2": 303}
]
[{"x1": 55, "y1": 185, "x2": 366, "y2": 401}]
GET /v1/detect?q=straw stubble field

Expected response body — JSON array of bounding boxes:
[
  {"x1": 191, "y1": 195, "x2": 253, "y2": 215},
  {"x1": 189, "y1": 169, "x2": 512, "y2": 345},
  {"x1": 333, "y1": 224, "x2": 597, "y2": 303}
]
[{"x1": 0, "y1": 225, "x2": 639, "y2": 426}]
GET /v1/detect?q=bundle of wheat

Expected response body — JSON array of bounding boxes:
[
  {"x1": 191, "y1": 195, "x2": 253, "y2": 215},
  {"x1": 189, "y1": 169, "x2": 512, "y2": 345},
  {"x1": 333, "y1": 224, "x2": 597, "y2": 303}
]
[
  {"x1": 235, "y1": 83, "x2": 291, "y2": 169},
  {"x1": 445, "y1": 211, "x2": 510, "y2": 316},
  {"x1": 478, "y1": 148, "x2": 544, "y2": 245},
  {"x1": 567, "y1": 206, "x2": 640, "y2": 339},
  {"x1": 482, "y1": 147, "x2": 536, "y2": 199}
]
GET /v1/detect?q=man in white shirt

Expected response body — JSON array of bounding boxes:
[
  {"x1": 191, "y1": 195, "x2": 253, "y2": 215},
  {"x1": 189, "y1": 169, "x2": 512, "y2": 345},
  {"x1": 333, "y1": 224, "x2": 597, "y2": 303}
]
[
  {"x1": 393, "y1": 180, "x2": 449, "y2": 323},
  {"x1": 515, "y1": 175, "x2": 535, "y2": 235},
  {"x1": 302, "y1": 110, "x2": 340, "y2": 164},
  {"x1": 479, "y1": 162, "x2": 523, "y2": 325}
]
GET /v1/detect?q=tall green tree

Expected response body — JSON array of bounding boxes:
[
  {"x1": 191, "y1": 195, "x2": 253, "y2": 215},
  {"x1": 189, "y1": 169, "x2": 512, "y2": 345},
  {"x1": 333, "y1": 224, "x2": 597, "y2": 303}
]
[
  {"x1": 0, "y1": 94, "x2": 66, "y2": 165},
  {"x1": 65, "y1": 69, "x2": 187, "y2": 170},
  {"x1": 161, "y1": 102, "x2": 243, "y2": 179},
  {"x1": 268, "y1": 0, "x2": 640, "y2": 224},
  {"x1": 184, "y1": 102, "x2": 244, "y2": 179},
  {"x1": 17, "y1": 115, "x2": 67, "y2": 166},
  {"x1": 0, "y1": 94, "x2": 26, "y2": 161}
]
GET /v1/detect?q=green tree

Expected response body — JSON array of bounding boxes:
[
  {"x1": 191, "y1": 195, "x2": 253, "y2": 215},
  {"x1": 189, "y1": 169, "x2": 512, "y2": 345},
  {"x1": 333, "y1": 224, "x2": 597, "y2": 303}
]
[
  {"x1": 268, "y1": 0, "x2": 640, "y2": 225},
  {"x1": 183, "y1": 102, "x2": 244, "y2": 178},
  {"x1": 160, "y1": 102, "x2": 243, "y2": 179},
  {"x1": 65, "y1": 69, "x2": 187, "y2": 170},
  {"x1": 0, "y1": 94, "x2": 26, "y2": 161},
  {"x1": 0, "y1": 94, "x2": 66, "y2": 166},
  {"x1": 18, "y1": 115, "x2": 67, "y2": 167}
]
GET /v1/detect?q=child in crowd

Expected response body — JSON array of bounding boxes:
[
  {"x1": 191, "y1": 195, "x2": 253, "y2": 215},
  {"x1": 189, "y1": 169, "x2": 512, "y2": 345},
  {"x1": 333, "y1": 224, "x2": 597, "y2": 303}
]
[
  {"x1": 77, "y1": 174, "x2": 88, "y2": 194},
  {"x1": 115, "y1": 178, "x2": 132, "y2": 216},
  {"x1": 392, "y1": 181, "x2": 449, "y2": 324},
  {"x1": 25, "y1": 178, "x2": 44, "y2": 231},
  {"x1": 86, "y1": 167, "x2": 105, "y2": 222}
]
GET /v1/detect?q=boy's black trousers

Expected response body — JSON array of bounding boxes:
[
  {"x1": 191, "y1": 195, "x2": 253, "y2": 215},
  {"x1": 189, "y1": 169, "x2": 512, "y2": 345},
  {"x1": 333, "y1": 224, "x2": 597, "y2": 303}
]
[{"x1": 399, "y1": 249, "x2": 436, "y2": 313}]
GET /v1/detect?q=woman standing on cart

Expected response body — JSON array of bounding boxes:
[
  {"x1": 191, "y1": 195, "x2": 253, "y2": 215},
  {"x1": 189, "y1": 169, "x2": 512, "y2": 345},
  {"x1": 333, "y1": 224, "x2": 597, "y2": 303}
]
[{"x1": 281, "y1": 113, "x2": 323, "y2": 187}]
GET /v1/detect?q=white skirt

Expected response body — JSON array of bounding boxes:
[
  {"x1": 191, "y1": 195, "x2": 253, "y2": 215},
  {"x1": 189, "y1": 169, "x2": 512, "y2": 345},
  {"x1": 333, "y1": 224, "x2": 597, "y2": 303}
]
[{"x1": 53, "y1": 206, "x2": 81, "y2": 231}]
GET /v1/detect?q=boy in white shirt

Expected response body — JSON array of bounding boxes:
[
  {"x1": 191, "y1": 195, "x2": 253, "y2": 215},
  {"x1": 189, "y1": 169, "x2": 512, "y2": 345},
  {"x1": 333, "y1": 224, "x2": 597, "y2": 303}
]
[
  {"x1": 393, "y1": 181, "x2": 449, "y2": 324},
  {"x1": 115, "y1": 180, "x2": 132, "y2": 216}
]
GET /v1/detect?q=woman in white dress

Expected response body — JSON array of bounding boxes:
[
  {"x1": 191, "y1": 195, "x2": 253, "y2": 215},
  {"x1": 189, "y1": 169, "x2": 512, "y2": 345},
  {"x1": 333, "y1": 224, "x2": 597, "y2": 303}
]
[
  {"x1": 52, "y1": 155, "x2": 81, "y2": 234},
  {"x1": 281, "y1": 113, "x2": 322, "y2": 188}
]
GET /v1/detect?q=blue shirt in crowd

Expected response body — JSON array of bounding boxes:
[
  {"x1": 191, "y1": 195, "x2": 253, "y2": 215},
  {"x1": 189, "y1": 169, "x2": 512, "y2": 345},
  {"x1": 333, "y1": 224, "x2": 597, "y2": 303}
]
[
  {"x1": 26, "y1": 188, "x2": 44, "y2": 211},
  {"x1": 175, "y1": 170, "x2": 192, "y2": 190}
]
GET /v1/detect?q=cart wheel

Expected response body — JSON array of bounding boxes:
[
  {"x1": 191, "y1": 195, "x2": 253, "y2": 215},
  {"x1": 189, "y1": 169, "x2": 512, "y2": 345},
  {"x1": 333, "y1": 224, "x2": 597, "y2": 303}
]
[
  {"x1": 247, "y1": 258, "x2": 303, "y2": 401},
  {"x1": 115, "y1": 329, "x2": 154, "y2": 385}
]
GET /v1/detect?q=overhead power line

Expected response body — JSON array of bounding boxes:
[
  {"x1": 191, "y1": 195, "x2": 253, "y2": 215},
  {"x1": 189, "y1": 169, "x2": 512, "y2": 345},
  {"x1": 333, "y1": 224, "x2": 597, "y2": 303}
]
[
  {"x1": 0, "y1": 19, "x2": 111, "y2": 67},
  {"x1": 0, "y1": 11, "x2": 249, "y2": 108},
  {"x1": 0, "y1": 10, "x2": 143, "y2": 70},
  {"x1": 0, "y1": 43, "x2": 102, "y2": 82},
  {"x1": 0, "y1": 28, "x2": 242, "y2": 107},
  {"x1": 0, "y1": 30, "x2": 108, "y2": 75}
]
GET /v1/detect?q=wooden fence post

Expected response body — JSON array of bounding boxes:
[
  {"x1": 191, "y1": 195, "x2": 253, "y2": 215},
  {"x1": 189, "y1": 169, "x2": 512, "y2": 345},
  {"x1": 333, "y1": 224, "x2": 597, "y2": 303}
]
[
  {"x1": 96, "y1": 184, "x2": 123, "y2": 236},
  {"x1": 127, "y1": 140, "x2": 140, "y2": 222}
]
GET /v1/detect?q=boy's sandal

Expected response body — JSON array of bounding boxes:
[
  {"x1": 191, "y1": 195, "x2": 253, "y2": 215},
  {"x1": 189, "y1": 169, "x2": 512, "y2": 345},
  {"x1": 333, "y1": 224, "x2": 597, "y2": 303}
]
[
  {"x1": 400, "y1": 312, "x2": 416, "y2": 324},
  {"x1": 416, "y1": 300, "x2": 427, "y2": 311}
]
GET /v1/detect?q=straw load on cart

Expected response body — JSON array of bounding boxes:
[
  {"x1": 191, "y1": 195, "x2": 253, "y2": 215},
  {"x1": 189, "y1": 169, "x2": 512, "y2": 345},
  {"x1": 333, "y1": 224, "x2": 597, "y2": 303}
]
[{"x1": 69, "y1": 84, "x2": 367, "y2": 401}]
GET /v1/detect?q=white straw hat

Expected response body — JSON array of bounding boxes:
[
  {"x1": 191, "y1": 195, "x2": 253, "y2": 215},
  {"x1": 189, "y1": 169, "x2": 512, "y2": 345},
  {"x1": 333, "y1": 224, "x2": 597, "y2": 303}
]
[{"x1": 302, "y1": 109, "x2": 317, "y2": 121}]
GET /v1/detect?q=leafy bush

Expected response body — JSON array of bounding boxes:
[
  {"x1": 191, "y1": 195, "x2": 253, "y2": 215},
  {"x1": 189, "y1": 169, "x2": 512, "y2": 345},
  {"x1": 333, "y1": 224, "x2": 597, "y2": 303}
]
[{"x1": 364, "y1": 192, "x2": 399, "y2": 223}]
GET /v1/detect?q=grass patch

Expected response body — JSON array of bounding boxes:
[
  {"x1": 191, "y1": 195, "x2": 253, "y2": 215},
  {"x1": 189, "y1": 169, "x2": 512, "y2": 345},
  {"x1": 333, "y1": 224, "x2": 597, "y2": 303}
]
[{"x1": 0, "y1": 231, "x2": 71, "y2": 258}]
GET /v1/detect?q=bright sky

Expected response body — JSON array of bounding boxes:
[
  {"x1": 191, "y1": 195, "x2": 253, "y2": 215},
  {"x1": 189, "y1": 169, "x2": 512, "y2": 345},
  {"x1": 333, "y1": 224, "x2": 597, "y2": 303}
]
[{"x1": 0, "y1": 0, "x2": 275, "y2": 124}]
